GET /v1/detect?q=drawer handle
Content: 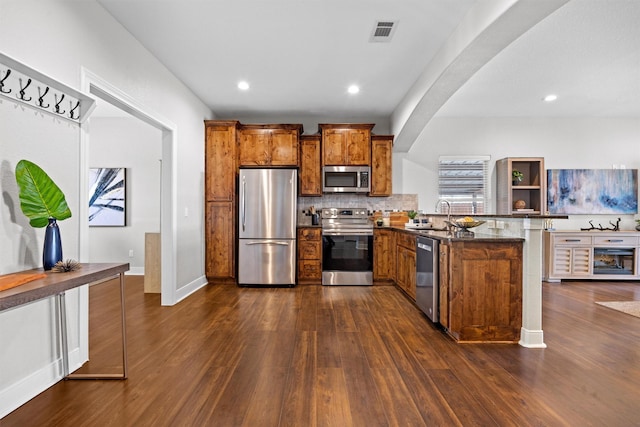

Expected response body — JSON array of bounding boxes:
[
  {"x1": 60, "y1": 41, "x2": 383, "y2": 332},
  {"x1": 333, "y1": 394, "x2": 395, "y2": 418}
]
[
  {"x1": 607, "y1": 239, "x2": 624, "y2": 242},
  {"x1": 565, "y1": 239, "x2": 581, "y2": 242}
]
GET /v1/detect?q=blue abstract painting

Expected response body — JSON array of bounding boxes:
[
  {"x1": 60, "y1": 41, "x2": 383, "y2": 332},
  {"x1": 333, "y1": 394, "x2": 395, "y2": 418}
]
[{"x1": 547, "y1": 169, "x2": 638, "y2": 214}]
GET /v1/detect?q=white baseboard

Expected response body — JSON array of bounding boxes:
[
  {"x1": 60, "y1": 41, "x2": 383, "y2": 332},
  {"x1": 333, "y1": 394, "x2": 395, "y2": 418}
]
[
  {"x1": 0, "y1": 347, "x2": 83, "y2": 419},
  {"x1": 519, "y1": 327, "x2": 547, "y2": 348},
  {"x1": 174, "y1": 275, "x2": 208, "y2": 304}
]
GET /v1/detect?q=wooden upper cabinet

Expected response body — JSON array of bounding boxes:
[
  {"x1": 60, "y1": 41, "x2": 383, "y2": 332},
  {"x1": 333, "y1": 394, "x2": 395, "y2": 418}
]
[
  {"x1": 299, "y1": 134, "x2": 322, "y2": 196},
  {"x1": 319, "y1": 123, "x2": 374, "y2": 166},
  {"x1": 370, "y1": 135, "x2": 393, "y2": 196},
  {"x1": 239, "y1": 124, "x2": 302, "y2": 167},
  {"x1": 205, "y1": 121, "x2": 238, "y2": 202}
]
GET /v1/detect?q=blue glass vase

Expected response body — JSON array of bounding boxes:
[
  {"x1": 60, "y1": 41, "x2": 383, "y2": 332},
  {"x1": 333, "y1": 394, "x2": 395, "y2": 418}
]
[{"x1": 43, "y1": 218, "x2": 63, "y2": 270}]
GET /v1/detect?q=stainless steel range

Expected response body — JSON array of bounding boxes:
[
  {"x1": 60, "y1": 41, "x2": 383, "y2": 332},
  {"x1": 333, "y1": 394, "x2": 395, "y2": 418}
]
[{"x1": 321, "y1": 207, "x2": 373, "y2": 286}]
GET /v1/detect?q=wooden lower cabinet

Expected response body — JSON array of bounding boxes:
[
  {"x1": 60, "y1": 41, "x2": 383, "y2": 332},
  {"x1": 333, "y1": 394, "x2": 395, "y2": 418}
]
[
  {"x1": 439, "y1": 240, "x2": 523, "y2": 343},
  {"x1": 373, "y1": 229, "x2": 395, "y2": 283},
  {"x1": 395, "y1": 232, "x2": 416, "y2": 300},
  {"x1": 205, "y1": 202, "x2": 235, "y2": 283},
  {"x1": 297, "y1": 227, "x2": 322, "y2": 284}
]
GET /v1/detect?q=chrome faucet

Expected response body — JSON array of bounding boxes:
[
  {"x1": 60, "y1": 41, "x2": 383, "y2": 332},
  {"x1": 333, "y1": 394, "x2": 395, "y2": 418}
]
[{"x1": 435, "y1": 199, "x2": 451, "y2": 230}]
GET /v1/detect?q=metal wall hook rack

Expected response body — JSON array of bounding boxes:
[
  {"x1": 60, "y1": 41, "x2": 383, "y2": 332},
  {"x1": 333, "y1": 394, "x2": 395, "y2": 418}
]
[
  {"x1": 37, "y1": 86, "x2": 50, "y2": 108},
  {"x1": 0, "y1": 52, "x2": 96, "y2": 124},
  {"x1": 0, "y1": 69, "x2": 12, "y2": 93}
]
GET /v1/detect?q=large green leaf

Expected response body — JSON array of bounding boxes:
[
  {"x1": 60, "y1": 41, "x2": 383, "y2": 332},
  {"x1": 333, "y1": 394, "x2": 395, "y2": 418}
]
[{"x1": 15, "y1": 160, "x2": 72, "y2": 228}]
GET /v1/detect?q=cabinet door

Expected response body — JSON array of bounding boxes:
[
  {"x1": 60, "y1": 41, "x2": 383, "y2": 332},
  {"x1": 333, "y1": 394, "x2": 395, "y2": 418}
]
[
  {"x1": 438, "y1": 243, "x2": 450, "y2": 329},
  {"x1": 570, "y1": 247, "x2": 592, "y2": 276},
  {"x1": 396, "y1": 247, "x2": 407, "y2": 292},
  {"x1": 396, "y1": 246, "x2": 415, "y2": 300},
  {"x1": 299, "y1": 136, "x2": 322, "y2": 196},
  {"x1": 206, "y1": 202, "x2": 235, "y2": 279},
  {"x1": 552, "y1": 246, "x2": 591, "y2": 276},
  {"x1": 205, "y1": 124, "x2": 236, "y2": 201},
  {"x1": 551, "y1": 246, "x2": 572, "y2": 276},
  {"x1": 406, "y1": 249, "x2": 416, "y2": 299},
  {"x1": 345, "y1": 129, "x2": 371, "y2": 165},
  {"x1": 373, "y1": 229, "x2": 395, "y2": 281},
  {"x1": 448, "y1": 241, "x2": 522, "y2": 342},
  {"x1": 322, "y1": 129, "x2": 347, "y2": 165},
  {"x1": 270, "y1": 129, "x2": 298, "y2": 166},
  {"x1": 239, "y1": 129, "x2": 270, "y2": 166},
  {"x1": 370, "y1": 136, "x2": 392, "y2": 196}
]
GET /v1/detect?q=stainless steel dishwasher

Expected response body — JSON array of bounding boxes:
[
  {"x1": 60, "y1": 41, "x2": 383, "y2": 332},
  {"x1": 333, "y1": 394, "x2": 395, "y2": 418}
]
[{"x1": 416, "y1": 236, "x2": 439, "y2": 322}]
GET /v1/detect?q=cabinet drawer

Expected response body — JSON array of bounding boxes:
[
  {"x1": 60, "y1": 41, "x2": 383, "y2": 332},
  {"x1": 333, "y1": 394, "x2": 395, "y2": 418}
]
[
  {"x1": 593, "y1": 235, "x2": 639, "y2": 246},
  {"x1": 298, "y1": 227, "x2": 321, "y2": 241},
  {"x1": 396, "y1": 232, "x2": 416, "y2": 250},
  {"x1": 298, "y1": 260, "x2": 321, "y2": 280},
  {"x1": 553, "y1": 235, "x2": 591, "y2": 245},
  {"x1": 299, "y1": 240, "x2": 321, "y2": 259}
]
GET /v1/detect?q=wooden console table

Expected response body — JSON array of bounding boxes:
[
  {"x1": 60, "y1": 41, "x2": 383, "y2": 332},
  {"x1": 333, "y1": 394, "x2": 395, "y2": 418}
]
[{"x1": 0, "y1": 263, "x2": 130, "y2": 380}]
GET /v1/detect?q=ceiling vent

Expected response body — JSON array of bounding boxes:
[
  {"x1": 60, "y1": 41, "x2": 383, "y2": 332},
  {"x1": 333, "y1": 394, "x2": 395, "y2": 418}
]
[{"x1": 370, "y1": 20, "x2": 397, "y2": 43}]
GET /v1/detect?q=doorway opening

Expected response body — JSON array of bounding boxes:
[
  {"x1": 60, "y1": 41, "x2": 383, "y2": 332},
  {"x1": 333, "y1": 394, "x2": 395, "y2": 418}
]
[{"x1": 80, "y1": 69, "x2": 177, "y2": 306}]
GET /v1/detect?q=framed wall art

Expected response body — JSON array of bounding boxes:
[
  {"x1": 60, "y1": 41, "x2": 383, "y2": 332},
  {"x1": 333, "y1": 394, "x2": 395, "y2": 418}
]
[
  {"x1": 547, "y1": 169, "x2": 638, "y2": 214},
  {"x1": 89, "y1": 167, "x2": 127, "y2": 226}
]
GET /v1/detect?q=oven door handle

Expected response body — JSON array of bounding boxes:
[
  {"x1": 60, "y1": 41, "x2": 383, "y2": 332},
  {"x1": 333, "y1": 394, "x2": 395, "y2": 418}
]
[{"x1": 322, "y1": 230, "x2": 373, "y2": 236}]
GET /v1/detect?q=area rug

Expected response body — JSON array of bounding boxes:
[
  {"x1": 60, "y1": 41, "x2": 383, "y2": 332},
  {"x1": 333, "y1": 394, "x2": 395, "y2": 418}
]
[{"x1": 595, "y1": 301, "x2": 640, "y2": 319}]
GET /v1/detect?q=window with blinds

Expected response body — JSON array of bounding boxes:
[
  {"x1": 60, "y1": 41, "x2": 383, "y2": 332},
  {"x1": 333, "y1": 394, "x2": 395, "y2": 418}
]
[{"x1": 438, "y1": 156, "x2": 490, "y2": 214}]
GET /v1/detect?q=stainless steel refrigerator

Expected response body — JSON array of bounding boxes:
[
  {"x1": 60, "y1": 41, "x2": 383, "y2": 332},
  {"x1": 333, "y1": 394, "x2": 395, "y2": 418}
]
[{"x1": 238, "y1": 168, "x2": 297, "y2": 286}]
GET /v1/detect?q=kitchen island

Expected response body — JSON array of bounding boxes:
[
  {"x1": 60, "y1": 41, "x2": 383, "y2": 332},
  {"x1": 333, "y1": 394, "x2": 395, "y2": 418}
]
[
  {"x1": 390, "y1": 228, "x2": 524, "y2": 343},
  {"x1": 378, "y1": 213, "x2": 562, "y2": 347}
]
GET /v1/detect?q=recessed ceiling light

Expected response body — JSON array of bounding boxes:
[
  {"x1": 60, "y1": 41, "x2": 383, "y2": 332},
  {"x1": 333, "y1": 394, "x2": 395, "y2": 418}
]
[
  {"x1": 347, "y1": 85, "x2": 360, "y2": 94},
  {"x1": 237, "y1": 81, "x2": 250, "y2": 91},
  {"x1": 543, "y1": 94, "x2": 558, "y2": 102}
]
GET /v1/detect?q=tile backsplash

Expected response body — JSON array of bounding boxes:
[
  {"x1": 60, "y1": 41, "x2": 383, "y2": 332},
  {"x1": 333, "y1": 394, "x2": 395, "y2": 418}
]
[{"x1": 298, "y1": 194, "x2": 418, "y2": 215}]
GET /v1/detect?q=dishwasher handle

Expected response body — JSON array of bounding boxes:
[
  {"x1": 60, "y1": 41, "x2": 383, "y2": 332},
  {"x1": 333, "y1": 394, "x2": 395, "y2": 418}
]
[{"x1": 417, "y1": 242, "x2": 433, "y2": 251}]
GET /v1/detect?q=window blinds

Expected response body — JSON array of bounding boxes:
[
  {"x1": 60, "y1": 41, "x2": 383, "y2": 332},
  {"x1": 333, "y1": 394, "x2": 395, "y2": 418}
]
[{"x1": 438, "y1": 156, "x2": 490, "y2": 215}]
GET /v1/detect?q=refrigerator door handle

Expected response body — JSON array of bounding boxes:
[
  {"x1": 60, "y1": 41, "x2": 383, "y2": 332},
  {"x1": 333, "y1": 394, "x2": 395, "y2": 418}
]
[
  {"x1": 241, "y1": 177, "x2": 246, "y2": 232},
  {"x1": 245, "y1": 241, "x2": 291, "y2": 246}
]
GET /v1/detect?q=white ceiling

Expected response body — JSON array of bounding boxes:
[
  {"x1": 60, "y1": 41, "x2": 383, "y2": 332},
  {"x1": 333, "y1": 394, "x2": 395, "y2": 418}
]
[{"x1": 95, "y1": 0, "x2": 640, "y2": 147}]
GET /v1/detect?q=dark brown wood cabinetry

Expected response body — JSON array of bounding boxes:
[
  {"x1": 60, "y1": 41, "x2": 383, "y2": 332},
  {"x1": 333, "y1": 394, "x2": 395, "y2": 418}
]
[
  {"x1": 320, "y1": 123, "x2": 373, "y2": 166},
  {"x1": 299, "y1": 134, "x2": 322, "y2": 196},
  {"x1": 239, "y1": 124, "x2": 302, "y2": 167},
  {"x1": 439, "y1": 239, "x2": 523, "y2": 342},
  {"x1": 204, "y1": 120, "x2": 239, "y2": 283},
  {"x1": 373, "y1": 228, "x2": 395, "y2": 283},
  {"x1": 370, "y1": 134, "x2": 393, "y2": 196},
  {"x1": 204, "y1": 120, "x2": 394, "y2": 286},
  {"x1": 395, "y1": 231, "x2": 416, "y2": 299},
  {"x1": 297, "y1": 227, "x2": 322, "y2": 284}
]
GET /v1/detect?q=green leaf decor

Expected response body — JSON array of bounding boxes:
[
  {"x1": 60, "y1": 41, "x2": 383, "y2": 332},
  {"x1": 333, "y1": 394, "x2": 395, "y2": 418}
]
[{"x1": 15, "y1": 159, "x2": 72, "y2": 228}]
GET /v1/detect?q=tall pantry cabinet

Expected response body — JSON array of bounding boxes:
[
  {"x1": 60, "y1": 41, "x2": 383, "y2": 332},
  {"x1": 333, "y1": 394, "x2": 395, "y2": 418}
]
[{"x1": 204, "y1": 120, "x2": 239, "y2": 283}]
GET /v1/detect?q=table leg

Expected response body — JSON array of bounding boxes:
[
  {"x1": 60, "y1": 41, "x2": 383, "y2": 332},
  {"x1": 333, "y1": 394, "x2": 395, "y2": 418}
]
[
  {"x1": 66, "y1": 272, "x2": 128, "y2": 380},
  {"x1": 58, "y1": 293, "x2": 70, "y2": 378}
]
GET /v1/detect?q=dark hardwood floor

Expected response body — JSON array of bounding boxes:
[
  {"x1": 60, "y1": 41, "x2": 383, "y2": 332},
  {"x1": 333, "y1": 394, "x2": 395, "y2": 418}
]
[{"x1": 3, "y1": 277, "x2": 640, "y2": 426}]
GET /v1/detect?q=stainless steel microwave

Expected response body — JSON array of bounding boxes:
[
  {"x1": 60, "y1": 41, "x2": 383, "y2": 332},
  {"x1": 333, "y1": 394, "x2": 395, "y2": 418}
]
[{"x1": 322, "y1": 166, "x2": 370, "y2": 193}]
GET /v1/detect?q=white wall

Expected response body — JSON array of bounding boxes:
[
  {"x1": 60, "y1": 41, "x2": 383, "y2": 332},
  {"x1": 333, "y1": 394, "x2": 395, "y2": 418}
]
[
  {"x1": 0, "y1": 0, "x2": 212, "y2": 417},
  {"x1": 88, "y1": 116, "x2": 162, "y2": 273},
  {"x1": 394, "y1": 117, "x2": 640, "y2": 230}
]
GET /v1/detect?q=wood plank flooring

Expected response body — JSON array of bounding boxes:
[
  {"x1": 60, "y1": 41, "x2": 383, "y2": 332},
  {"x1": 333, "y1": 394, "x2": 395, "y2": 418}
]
[{"x1": 3, "y1": 278, "x2": 640, "y2": 426}]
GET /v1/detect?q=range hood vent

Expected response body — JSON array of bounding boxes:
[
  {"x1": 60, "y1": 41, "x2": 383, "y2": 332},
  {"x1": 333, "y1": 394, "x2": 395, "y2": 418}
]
[{"x1": 370, "y1": 21, "x2": 397, "y2": 42}]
